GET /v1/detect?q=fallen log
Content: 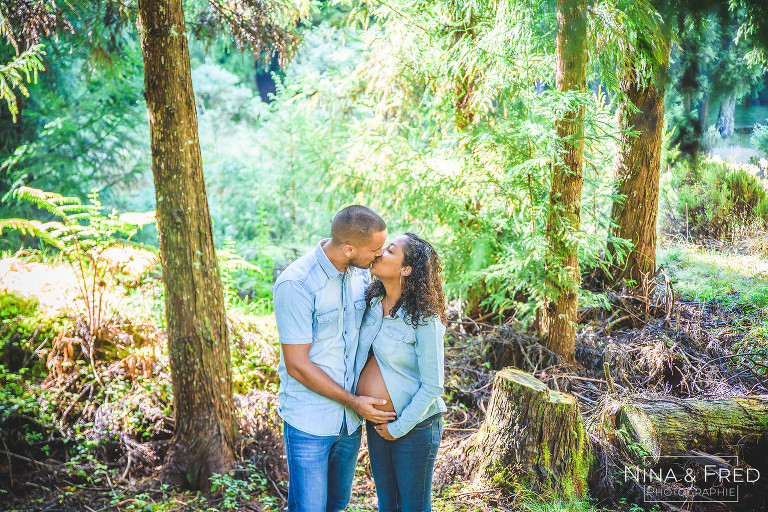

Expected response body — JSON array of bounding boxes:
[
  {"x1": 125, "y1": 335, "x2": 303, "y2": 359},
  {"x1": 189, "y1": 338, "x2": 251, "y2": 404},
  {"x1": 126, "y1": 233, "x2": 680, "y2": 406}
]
[
  {"x1": 602, "y1": 396, "x2": 768, "y2": 465},
  {"x1": 464, "y1": 368, "x2": 592, "y2": 499}
]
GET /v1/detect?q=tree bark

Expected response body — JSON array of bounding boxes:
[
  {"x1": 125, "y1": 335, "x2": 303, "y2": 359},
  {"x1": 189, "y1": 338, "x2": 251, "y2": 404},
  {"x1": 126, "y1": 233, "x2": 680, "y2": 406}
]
[
  {"x1": 716, "y1": 93, "x2": 736, "y2": 138},
  {"x1": 603, "y1": 396, "x2": 768, "y2": 465},
  {"x1": 542, "y1": 0, "x2": 587, "y2": 369},
  {"x1": 137, "y1": 0, "x2": 235, "y2": 489},
  {"x1": 607, "y1": 38, "x2": 671, "y2": 289},
  {"x1": 464, "y1": 368, "x2": 592, "y2": 499}
]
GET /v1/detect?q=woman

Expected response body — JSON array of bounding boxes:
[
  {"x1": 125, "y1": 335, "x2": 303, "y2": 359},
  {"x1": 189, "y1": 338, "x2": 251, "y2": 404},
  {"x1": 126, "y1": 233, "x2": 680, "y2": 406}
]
[{"x1": 354, "y1": 233, "x2": 447, "y2": 512}]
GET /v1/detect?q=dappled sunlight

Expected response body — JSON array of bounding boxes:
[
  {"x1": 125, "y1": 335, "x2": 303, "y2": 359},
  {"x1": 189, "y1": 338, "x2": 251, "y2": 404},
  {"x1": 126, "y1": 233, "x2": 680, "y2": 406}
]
[
  {"x1": 0, "y1": 246, "x2": 157, "y2": 317},
  {"x1": 658, "y1": 242, "x2": 768, "y2": 308}
]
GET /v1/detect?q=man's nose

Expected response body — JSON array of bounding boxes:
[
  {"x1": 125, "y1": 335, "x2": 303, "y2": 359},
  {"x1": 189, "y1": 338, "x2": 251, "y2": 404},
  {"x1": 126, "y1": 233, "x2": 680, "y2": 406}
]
[{"x1": 375, "y1": 249, "x2": 383, "y2": 257}]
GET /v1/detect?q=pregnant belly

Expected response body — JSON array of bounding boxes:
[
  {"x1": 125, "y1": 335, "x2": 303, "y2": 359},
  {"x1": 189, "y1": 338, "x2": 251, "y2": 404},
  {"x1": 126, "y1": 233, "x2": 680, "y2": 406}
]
[{"x1": 355, "y1": 356, "x2": 395, "y2": 413}]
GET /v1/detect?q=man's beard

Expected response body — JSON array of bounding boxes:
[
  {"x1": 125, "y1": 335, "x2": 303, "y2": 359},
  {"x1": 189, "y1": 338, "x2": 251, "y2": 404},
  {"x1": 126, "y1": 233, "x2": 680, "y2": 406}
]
[{"x1": 349, "y1": 256, "x2": 374, "y2": 269}]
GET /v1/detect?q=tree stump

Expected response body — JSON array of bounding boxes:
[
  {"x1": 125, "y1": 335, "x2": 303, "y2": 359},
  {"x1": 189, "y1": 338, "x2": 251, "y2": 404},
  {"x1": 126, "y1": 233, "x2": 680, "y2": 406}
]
[
  {"x1": 602, "y1": 396, "x2": 768, "y2": 465},
  {"x1": 464, "y1": 368, "x2": 592, "y2": 499}
]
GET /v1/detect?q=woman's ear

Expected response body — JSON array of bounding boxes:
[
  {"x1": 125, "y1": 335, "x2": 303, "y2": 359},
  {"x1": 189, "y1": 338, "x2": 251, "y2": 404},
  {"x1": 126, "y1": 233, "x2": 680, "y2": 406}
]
[{"x1": 402, "y1": 266, "x2": 413, "y2": 276}]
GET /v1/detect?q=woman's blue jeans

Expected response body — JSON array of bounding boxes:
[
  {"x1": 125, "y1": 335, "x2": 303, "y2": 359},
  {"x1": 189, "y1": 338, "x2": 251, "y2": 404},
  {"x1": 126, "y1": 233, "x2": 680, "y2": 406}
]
[
  {"x1": 283, "y1": 420, "x2": 362, "y2": 512},
  {"x1": 366, "y1": 413, "x2": 443, "y2": 512}
]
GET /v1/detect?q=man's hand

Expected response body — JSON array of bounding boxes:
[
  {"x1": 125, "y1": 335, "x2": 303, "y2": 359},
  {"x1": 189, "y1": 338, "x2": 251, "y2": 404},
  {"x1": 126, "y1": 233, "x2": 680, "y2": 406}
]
[
  {"x1": 352, "y1": 396, "x2": 397, "y2": 424},
  {"x1": 373, "y1": 423, "x2": 396, "y2": 441}
]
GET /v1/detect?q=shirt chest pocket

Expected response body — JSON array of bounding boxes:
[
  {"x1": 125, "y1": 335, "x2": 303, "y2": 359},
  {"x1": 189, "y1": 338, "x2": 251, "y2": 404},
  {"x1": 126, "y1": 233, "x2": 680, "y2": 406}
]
[
  {"x1": 313, "y1": 307, "x2": 340, "y2": 341},
  {"x1": 354, "y1": 299, "x2": 367, "y2": 328},
  {"x1": 377, "y1": 326, "x2": 415, "y2": 356}
]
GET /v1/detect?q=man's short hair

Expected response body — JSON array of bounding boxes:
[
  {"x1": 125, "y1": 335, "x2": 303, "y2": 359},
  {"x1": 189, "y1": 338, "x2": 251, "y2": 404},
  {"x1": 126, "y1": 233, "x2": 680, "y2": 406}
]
[{"x1": 331, "y1": 205, "x2": 386, "y2": 246}]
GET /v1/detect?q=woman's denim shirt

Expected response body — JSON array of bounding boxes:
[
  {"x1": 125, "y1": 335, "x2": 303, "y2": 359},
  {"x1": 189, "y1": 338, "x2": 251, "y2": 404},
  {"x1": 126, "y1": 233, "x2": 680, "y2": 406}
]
[{"x1": 353, "y1": 295, "x2": 447, "y2": 439}]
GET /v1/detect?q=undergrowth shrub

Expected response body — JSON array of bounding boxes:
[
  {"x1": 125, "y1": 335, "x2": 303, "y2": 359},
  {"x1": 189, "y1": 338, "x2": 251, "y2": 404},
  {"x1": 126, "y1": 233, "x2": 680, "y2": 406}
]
[
  {"x1": 669, "y1": 159, "x2": 768, "y2": 239},
  {"x1": 751, "y1": 124, "x2": 768, "y2": 158},
  {"x1": 0, "y1": 292, "x2": 68, "y2": 375}
]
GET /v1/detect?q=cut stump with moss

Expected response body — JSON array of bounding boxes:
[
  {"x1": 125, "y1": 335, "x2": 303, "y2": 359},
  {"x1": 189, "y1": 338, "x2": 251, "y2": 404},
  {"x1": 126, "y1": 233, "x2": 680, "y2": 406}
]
[
  {"x1": 603, "y1": 396, "x2": 768, "y2": 465},
  {"x1": 464, "y1": 368, "x2": 592, "y2": 499}
]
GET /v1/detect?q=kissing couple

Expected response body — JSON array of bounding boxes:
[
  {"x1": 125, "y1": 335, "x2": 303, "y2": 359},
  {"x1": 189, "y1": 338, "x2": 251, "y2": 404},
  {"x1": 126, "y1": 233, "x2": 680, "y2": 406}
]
[{"x1": 273, "y1": 205, "x2": 447, "y2": 512}]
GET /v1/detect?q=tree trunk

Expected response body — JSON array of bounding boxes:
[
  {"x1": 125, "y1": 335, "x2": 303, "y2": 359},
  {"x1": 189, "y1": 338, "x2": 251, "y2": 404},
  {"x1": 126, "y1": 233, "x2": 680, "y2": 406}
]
[
  {"x1": 137, "y1": 0, "x2": 236, "y2": 490},
  {"x1": 696, "y1": 94, "x2": 710, "y2": 136},
  {"x1": 602, "y1": 396, "x2": 768, "y2": 465},
  {"x1": 542, "y1": 0, "x2": 587, "y2": 369},
  {"x1": 464, "y1": 368, "x2": 592, "y2": 499},
  {"x1": 607, "y1": 39, "x2": 671, "y2": 289},
  {"x1": 676, "y1": 18, "x2": 706, "y2": 157},
  {"x1": 716, "y1": 93, "x2": 736, "y2": 138}
]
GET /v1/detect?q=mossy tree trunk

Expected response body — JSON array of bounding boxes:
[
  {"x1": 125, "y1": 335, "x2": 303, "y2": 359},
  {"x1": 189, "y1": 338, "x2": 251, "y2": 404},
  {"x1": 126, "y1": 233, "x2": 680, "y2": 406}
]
[
  {"x1": 137, "y1": 0, "x2": 235, "y2": 490},
  {"x1": 464, "y1": 368, "x2": 592, "y2": 499},
  {"x1": 607, "y1": 29, "x2": 671, "y2": 289},
  {"x1": 603, "y1": 396, "x2": 768, "y2": 465},
  {"x1": 542, "y1": 0, "x2": 588, "y2": 369}
]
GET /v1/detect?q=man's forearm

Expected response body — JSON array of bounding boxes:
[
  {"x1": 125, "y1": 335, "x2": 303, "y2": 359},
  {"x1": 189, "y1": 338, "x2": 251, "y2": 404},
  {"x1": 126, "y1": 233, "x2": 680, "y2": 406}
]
[{"x1": 288, "y1": 361, "x2": 357, "y2": 408}]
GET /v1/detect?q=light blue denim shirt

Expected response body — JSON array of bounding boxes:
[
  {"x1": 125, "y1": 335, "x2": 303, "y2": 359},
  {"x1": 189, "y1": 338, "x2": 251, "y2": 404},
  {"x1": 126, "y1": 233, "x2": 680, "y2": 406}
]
[
  {"x1": 273, "y1": 239, "x2": 369, "y2": 436},
  {"x1": 353, "y1": 296, "x2": 447, "y2": 439}
]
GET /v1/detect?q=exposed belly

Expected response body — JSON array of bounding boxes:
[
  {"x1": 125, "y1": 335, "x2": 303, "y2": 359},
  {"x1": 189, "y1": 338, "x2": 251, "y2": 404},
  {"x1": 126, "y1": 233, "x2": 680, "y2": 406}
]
[{"x1": 355, "y1": 355, "x2": 395, "y2": 413}]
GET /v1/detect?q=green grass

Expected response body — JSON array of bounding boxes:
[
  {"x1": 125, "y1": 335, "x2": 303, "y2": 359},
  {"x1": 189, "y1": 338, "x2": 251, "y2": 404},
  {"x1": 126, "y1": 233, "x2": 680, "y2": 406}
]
[
  {"x1": 658, "y1": 242, "x2": 768, "y2": 352},
  {"x1": 431, "y1": 482, "x2": 637, "y2": 512},
  {"x1": 658, "y1": 243, "x2": 768, "y2": 312}
]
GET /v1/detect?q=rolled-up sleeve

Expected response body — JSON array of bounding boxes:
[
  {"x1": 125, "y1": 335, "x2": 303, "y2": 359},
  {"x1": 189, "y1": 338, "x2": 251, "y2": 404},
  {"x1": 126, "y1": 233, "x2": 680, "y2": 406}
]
[
  {"x1": 273, "y1": 280, "x2": 314, "y2": 344},
  {"x1": 386, "y1": 316, "x2": 446, "y2": 439}
]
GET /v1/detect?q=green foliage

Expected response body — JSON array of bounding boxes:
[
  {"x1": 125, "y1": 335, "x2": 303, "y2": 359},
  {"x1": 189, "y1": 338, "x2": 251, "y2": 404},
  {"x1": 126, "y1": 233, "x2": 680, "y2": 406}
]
[
  {"x1": 209, "y1": 462, "x2": 275, "y2": 509},
  {"x1": 1, "y1": 186, "x2": 156, "y2": 335},
  {"x1": 0, "y1": 30, "x2": 149, "y2": 232},
  {"x1": 668, "y1": 159, "x2": 768, "y2": 239},
  {"x1": 751, "y1": 123, "x2": 768, "y2": 157},
  {"x1": 229, "y1": 319, "x2": 279, "y2": 394},
  {"x1": 322, "y1": 3, "x2": 623, "y2": 324},
  {"x1": 0, "y1": 292, "x2": 68, "y2": 375},
  {"x1": 0, "y1": 43, "x2": 45, "y2": 122}
]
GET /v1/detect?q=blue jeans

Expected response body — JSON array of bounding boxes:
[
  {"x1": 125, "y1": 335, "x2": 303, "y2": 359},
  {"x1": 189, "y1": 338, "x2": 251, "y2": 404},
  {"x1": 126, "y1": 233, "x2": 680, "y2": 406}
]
[
  {"x1": 283, "y1": 420, "x2": 362, "y2": 512},
  {"x1": 366, "y1": 413, "x2": 443, "y2": 512}
]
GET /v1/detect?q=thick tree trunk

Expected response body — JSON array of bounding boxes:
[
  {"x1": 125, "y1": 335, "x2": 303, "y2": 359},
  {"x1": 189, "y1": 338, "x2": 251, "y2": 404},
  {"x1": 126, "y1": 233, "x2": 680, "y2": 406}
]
[
  {"x1": 607, "y1": 40, "x2": 670, "y2": 289},
  {"x1": 603, "y1": 396, "x2": 768, "y2": 465},
  {"x1": 137, "y1": 0, "x2": 235, "y2": 489},
  {"x1": 464, "y1": 368, "x2": 592, "y2": 498},
  {"x1": 542, "y1": 0, "x2": 587, "y2": 369},
  {"x1": 716, "y1": 93, "x2": 736, "y2": 138}
]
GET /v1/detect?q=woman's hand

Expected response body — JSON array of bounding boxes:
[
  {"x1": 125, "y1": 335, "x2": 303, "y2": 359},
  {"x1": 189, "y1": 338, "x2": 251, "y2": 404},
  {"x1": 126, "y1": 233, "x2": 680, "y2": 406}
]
[{"x1": 374, "y1": 423, "x2": 397, "y2": 441}]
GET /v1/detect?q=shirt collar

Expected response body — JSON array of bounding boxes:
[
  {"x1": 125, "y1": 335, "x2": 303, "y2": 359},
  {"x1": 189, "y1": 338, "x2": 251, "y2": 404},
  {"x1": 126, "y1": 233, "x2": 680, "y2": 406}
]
[{"x1": 315, "y1": 238, "x2": 343, "y2": 279}]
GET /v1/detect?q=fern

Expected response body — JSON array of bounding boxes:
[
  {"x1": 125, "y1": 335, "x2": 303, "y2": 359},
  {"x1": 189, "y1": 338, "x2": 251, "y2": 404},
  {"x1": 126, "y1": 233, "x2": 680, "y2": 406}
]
[
  {"x1": 0, "y1": 218, "x2": 63, "y2": 249},
  {"x1": 2, "y1": 186, "x2": 157, "y2": 339},
  {"x1": 11, "y1": 186, "x2": 84, "y2": 221}
]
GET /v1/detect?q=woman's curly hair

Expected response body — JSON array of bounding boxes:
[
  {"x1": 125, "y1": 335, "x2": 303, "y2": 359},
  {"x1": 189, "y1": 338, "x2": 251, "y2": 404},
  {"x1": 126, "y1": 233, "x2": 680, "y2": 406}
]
[{"x1": 365, "y1": 233, "x2": 446, "y2": 326}]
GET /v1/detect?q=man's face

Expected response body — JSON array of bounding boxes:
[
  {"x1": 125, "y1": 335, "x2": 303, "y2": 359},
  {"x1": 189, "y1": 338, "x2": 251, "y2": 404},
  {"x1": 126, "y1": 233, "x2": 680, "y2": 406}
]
[{"x1": 347, "y1": 229, "x2": 387, "y2": 269}]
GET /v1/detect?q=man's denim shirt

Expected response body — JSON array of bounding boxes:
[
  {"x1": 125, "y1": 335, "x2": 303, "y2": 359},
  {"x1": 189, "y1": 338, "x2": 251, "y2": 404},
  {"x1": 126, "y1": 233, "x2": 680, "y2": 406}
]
[
  {"x1": 353, "y1": 296, "x2": 447, "y2": 439},
  {"x1": 273, "y1": 240, "x2": 369, "y2": 436}
]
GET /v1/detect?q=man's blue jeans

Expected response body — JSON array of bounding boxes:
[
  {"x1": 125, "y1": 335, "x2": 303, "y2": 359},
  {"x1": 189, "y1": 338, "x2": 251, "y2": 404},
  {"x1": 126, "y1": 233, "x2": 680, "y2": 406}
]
[
  {"x1": 283, "y1": 420, "x2": 362, "y2": 512},
  {"x1": 366, "y1": 413, "x2": 443, "y2": 512}
]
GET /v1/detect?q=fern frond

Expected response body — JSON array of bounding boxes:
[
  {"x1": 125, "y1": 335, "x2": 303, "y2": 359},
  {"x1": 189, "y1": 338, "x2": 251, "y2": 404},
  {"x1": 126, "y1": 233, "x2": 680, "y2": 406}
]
[
  {"x1": 12, "y1": 186, "x2": 80, "y2": 221},
  {"x1": 0, "y1": 218, "x2": 63, "y2": 249}
]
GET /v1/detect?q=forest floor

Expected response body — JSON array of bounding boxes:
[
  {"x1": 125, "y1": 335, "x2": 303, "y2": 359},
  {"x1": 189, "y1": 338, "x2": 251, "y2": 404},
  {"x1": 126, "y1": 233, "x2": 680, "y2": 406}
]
[{"x1": 1, "y1": 236, "x2": 767, "y2": 512}]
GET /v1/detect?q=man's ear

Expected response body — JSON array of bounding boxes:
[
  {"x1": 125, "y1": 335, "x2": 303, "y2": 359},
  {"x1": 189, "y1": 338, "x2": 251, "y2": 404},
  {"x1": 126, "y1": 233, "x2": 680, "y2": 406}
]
[
  {"x1": 402, "y1": 266, "x2": 413, "y2": 276},
  {"x1": 342, "y1": 244, "x2": 354, "y2": 258}
]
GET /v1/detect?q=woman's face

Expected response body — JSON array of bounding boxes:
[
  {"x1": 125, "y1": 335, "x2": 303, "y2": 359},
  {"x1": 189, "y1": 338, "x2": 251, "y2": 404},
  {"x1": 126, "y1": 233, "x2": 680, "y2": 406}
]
[{"x1": 370, "y1": 234, "x2": 411, "y2": 280}]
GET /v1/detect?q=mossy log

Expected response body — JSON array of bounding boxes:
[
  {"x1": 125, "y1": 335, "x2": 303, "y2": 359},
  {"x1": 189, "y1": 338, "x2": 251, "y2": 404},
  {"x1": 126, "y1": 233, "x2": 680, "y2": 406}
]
[
  {"x1": 464, "y1": 368, "x2": 592, "y2": 499},
  {"x1": 603, "y1": 396, "x2": 768, "y2": 465}
]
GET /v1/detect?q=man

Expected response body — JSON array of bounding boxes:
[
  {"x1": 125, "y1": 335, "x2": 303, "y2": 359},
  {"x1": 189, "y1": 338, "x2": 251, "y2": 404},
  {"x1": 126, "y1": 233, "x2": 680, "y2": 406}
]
[{"x1": 273, "y1": 205, "x2": 396, "y2": 512}]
